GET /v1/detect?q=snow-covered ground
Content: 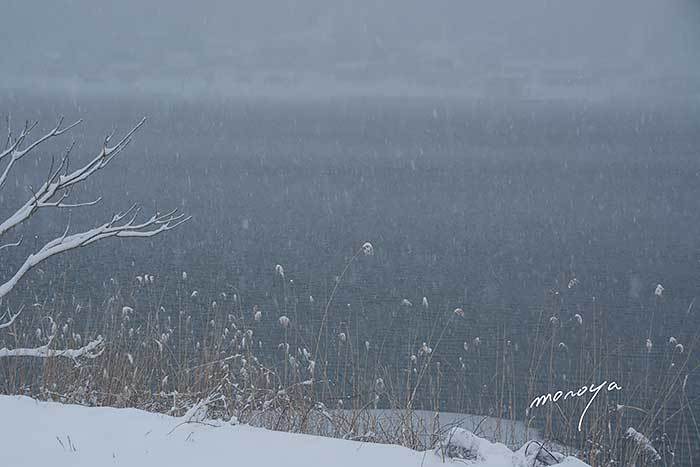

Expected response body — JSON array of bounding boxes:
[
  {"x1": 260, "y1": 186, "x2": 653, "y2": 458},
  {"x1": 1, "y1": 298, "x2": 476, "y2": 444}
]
[
  {"x1": 0, "y1": 395, "x2": 588, "y2": 467},
  {"x1": 248, "y1": 408, "x2": 544, "y2": 449}
]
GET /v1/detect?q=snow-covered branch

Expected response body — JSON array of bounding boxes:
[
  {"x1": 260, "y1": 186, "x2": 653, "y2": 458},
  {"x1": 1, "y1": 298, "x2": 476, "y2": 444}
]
[
  {"x1": 0, "y1": 207, "x2": 189, "y2": 301},
  {"x1": 0, "y1": 116, "x2": 81, "y2": 192},
  {"x1": 0, "y1": 115, "x2": 188, "y2": 360},
  {"x1": 0, "y1": 305, "x2": 24, "y2": 330},
  {"x1": 0, "y1": 236, "x2": 22, "y2": 252},
  {"x1": 0, "y1": 335, "x2": 103, "y2": 360},
  {"x1": 0, "y1": 118, "x2": 145, "y2": 238}
]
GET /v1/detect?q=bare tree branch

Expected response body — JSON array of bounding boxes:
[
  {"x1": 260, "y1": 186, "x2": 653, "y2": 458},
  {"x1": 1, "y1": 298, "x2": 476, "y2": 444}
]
[
  {"x1": 0, "y1": 115, "x2": 187, "y2": 361},
  {"x1": 0, "y1": 116, "x2": 81, "y2": 191},
  {"x1": 0, "y1": 118, "x2": 146, "y2": 238},
  {"x1": 0, "y1": 305, "x2": 24, "y2": 330},
  {"x1": 0, "y1": 335, "x2": 103, "y2": 361},
  {"x1": 0, "y1": 236, "x2": 22, "y2": 252},
  {"x1": 0, "y1": 208, "x2": 189, "y2": 301}
]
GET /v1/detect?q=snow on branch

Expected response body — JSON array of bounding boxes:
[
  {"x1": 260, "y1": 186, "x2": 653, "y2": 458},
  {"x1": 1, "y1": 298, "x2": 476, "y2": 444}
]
[
  {"x1": 0, "y1": 115, "x2": 188, "y2": 360},
  {"x1": 0, "y1": 305, "x2": 24, "y2": 330},
  {"x1": 0, "y1": 117, "x2": 146, "y2": 238},
  {"x1": 0, "y1": 236, "x2": 22, "y2": 252},
  {"x1": 0, "y1": 335, "x2": 103, "y2": 361},
  {"x1": 0, "y1": 116, "x2": 81, "y2": 191},
  {"x1": 0, "y1": 207, "x2": 189, "y2": 301}
]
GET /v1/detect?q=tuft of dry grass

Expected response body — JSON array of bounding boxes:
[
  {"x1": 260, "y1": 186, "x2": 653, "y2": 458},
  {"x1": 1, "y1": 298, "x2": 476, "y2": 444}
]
[{"x1": 0, "y1": 256, "x2": 698, "y2": 466}]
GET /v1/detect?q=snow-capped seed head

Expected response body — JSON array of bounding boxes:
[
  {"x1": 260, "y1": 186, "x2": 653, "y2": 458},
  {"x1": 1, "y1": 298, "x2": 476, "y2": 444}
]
[
  {"x1": 401, "y1": 298, "x2": 413, "y2": 307},
  {"x1": 365, "y1": 340, "x2": 370, "y2": 351},
  {"x1": 574, "y1": 313, "x2": 583, "y2": 325},
  {"x1": 670, "y1": 336, "x2": 678, "y2": 345},
  {"x1": 211, "y1": 301, "x2": 217, "y2": 309},
  {"x1": 422, "y1": 297, "x2": 429, "y2": 309},
  {"x1": 136, "y1": 276, "x2": 143, "y2": 285},
  {"x1": 646, "y1": 339, "x2": 653, "y2": 352},
  {"x1": 361, "y1": 242, "x2": 374, "y2": 256},
  {"x1": 549, "y1": 316, "x2": 559, "y2": 326},
  {"x1": 279, "y1": 315, "x2": 290, "y2": 328},
  {"x1": 558, "y1": 342, "x2": 568, "y2": 351},
  {"x1": 410, "y1": 354, "x2": 417, "y2": 363},
  {"x1": 463, "y1": 342, "x2": 469, "y2": 352},
  {"x1": 254, "y1": 310, "x2": 262, "y2": 322},
  {"x1": 35, "y1": 328, "x2": 42, "y2": 339},
  {"x1": 473, "y1": 337, "x2": 481, "y2": 346},
  {"x1": 568, "y1": 278, "x2": 579, "y2": 289},
  {"x1": 191, "y1": 290, "x2": 198, "y2": 298},
  {"x1": 375, "y1": 378, "x2": 385, "y2": 392},
  {"x1": 122, "y1": 306, "x2": 133, "y2": 316},
  {"x1": 182, "y1": 271, "x2": 187, "y2": 281},
  {"x1": 655, "y1": 284, "x2": 664, "y2": 297},
  {"x1": 275, "y1": 264, "x2": 285, "y2": 278},
  {"x1": 338, "y1": 332, "x2": 347, "y2": 343},
  {"x1": 675, "y1": 343, "x2": 685, "y2": 353},
  {"x1": 419, "y1": 342, "x2": 429, "y2": 355},
  {"x1": 309, "y1": 295, "x2": 314, "y2": 303},
  {"x1": 454, "y1": 307, "x2": 464, "y2": 317}
]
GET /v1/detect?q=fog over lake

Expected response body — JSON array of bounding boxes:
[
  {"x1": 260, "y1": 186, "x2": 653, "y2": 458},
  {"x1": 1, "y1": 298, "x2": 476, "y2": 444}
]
[{"x1": 1, "y1": 2, "x2": 699, "y2": 465}]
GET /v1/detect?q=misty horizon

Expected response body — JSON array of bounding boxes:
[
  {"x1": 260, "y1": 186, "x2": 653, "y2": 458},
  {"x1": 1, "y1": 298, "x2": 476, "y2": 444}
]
[{"x1": 2, "y1": 0, "x2": 699, "y2": 100}]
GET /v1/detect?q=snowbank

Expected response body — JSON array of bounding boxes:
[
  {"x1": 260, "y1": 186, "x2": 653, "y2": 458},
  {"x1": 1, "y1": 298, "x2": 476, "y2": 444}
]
[{"x1": 0, "y1": 395, "x2": 588, "y2": 467}]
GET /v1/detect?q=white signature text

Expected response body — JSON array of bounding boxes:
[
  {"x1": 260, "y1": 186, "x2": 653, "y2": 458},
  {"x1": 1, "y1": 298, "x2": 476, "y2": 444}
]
[{"x1": 529, "y1": 380, "x2": 623, "y2": 431}]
